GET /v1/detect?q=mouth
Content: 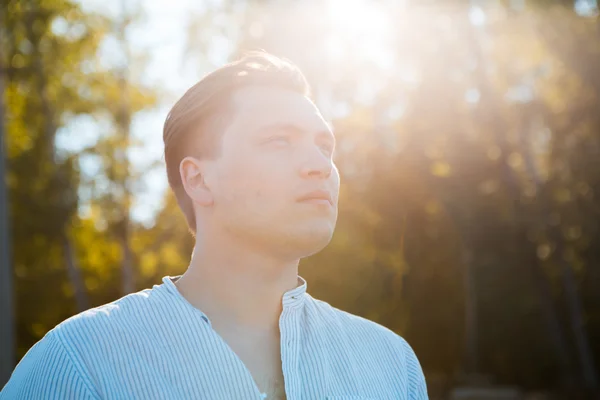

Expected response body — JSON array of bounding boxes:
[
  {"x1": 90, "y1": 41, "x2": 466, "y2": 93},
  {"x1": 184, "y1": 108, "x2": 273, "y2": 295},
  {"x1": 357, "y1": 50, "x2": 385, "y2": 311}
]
[{"x1": 296, "y1": 190, "x2": 333, "y2": 206}]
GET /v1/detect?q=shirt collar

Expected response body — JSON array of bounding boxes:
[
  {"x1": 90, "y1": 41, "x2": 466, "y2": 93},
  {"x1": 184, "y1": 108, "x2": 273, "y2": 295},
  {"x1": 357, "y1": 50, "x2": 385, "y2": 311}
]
[
  {"x1": 161, "y1": 274, "x2": 308, "y2": 313},
  {"x1": 282, "y1": 275, "x2": 307, "y2": 308},
  {"x1": 161, "y1": 275, "x2": 211, "y2": 323}
]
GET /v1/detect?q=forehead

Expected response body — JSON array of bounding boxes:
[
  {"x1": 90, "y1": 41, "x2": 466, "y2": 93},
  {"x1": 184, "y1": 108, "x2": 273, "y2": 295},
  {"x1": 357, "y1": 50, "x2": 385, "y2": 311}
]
[{"x1": 227, "y1": 85, "x2": 330, "y2": 136}]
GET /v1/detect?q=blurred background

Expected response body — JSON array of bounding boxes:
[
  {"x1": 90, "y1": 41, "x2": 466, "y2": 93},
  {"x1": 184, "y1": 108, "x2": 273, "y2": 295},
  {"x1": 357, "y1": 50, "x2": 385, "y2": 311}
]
[{"x1": 1, "y1": 0, "x2": 600, "y2": 398}]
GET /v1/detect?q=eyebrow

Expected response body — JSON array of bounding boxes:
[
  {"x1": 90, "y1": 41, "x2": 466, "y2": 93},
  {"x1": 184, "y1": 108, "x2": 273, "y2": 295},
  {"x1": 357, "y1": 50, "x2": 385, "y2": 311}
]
[{"x1": 256, "y1": 123, "x2": 335, "y2": 142}]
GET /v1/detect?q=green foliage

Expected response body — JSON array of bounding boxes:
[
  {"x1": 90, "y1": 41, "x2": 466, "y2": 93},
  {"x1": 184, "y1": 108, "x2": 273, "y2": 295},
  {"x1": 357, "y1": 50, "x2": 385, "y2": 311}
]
[{"x1": 2, "y1": 0, "x2": 157, "y2": 357}]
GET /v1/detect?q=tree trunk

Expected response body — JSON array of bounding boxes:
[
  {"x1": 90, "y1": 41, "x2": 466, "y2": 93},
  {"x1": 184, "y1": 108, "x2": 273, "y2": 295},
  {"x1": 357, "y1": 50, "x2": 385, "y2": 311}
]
[
  {"x1": 61, "y1": 233, "x2": 89, "y2": 312},
  {"x1": 120, "y1": 221, "x2": 134, "y2": 295},
  {"x1": 25, "y1": 5, "x2": 89, "y2": 313},
  {"x1": 464, "y1": 3, "x2": 576, "y2": 384},
  {"x1": 0, "y1": 40, "x2": 15, "y2": 389},
  {"x1": 463, "y1": 248, "x2": 478, "y2": 374},
  {"x1": 554, "y1": 234, "x2": 599, "y2": 390},
  {"x1": 117, "y1": 0, "x2": 134, "y2": 295},
  {"x1": 519, "y1": 104, "x2": 576, "y2": 385}
]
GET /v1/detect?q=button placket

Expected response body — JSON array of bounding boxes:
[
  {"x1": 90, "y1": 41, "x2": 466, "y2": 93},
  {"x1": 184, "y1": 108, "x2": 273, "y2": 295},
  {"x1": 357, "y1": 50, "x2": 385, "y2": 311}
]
[
  {"x1": 279, "y1": 276, "x2": 307, "y2": 400},
  {"x1": 281, "y1": 302, "x2": 304, "y2": 400},
  {"x1": 280, "y1": 305, "x2": 296, "y2": 400}
]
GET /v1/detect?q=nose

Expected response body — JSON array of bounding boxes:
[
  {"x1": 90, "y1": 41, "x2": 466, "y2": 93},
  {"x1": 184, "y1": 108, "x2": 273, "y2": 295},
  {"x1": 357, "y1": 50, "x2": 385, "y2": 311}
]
[{"x1": 299, "y1": 147, "x2": 333, "y2": 179}]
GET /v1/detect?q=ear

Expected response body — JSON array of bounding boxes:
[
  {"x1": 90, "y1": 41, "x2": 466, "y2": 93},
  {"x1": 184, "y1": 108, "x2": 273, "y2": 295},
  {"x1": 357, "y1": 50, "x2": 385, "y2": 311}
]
[{"x1": 180, "y1": 156, "x2": 214, "y2": 207}]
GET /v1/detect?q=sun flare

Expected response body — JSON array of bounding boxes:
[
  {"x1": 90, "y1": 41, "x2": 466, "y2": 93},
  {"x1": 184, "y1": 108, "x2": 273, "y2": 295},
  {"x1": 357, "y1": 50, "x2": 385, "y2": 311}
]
[{"x1": 324, "y1": 0, "x2": 392, "y2": 65}]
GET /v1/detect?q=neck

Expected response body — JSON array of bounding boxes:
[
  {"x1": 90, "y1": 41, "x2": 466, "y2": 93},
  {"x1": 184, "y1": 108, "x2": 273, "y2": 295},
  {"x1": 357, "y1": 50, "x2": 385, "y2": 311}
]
[{"x1": 175, "y1": 233, "x2": 301, "y2": 332}]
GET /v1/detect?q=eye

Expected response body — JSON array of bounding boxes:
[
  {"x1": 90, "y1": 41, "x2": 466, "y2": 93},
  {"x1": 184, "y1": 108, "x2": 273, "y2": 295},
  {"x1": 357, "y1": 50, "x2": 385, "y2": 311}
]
[{"x1": 266, "y1": 135, "x2": 291, "y2": 146}]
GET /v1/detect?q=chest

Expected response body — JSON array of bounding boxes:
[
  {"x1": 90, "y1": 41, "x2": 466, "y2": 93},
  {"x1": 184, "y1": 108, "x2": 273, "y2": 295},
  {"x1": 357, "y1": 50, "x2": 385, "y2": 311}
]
[
  {"x1": 221, "y1": 328, "x2": 287, "y2": 400},
  {"x1": 91, "y1": 311, "x2": 404, "y2": 399}
]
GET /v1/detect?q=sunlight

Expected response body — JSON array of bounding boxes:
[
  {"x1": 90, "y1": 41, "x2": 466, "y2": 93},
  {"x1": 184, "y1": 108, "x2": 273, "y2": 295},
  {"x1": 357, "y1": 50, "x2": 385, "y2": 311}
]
[
  {"x1": 324, "y1": 0, "x2": 392, "y2": 67},
  {"x1": 326, "y1": 0, "x2": 389, "y2": 37}
]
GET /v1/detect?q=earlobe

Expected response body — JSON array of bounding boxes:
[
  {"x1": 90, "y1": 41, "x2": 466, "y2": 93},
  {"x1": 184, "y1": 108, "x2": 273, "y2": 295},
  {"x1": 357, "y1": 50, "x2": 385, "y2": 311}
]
[{"x1": 180, "y1": 157, "x2": 214, "y2": 207}]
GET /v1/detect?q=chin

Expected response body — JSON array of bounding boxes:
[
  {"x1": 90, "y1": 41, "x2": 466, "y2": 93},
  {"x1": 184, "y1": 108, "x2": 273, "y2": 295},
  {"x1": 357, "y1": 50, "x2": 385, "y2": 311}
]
[{"x1": 287, "y1": 224, "x2": 336, "y2": 257}]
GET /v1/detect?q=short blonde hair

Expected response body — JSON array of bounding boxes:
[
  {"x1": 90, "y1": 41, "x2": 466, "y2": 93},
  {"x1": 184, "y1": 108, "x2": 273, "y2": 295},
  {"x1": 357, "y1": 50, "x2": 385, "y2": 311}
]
[{"x1": 163, "y1": 52, "x2": 311, "y2": 235}]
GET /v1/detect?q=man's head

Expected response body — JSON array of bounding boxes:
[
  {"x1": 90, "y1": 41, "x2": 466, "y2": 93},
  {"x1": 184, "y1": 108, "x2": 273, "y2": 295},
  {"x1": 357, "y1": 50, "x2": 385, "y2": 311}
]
[{"x1": 163, "y1": 52, "x2": 339, "y2": 259}]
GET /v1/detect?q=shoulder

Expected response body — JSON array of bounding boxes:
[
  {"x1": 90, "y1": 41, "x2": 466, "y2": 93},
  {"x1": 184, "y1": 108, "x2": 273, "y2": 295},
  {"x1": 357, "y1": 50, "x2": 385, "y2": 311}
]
[
  {"x1": 305, "y1": 295, "x2": 428, "y2": 397},
  {"x1": 55, "y1": 287, "x2": 156, "y2": 337},
  {"x1": 307, "y1": 295, "x2": 411, "y2": 352},
  {"x1": 1, "y1": 285, "x2": 173, "y2": 399},
  {"x1": 49, "y1": 281, "x2": 180, "y2": 357},
  {"x1": 1, "y1": 323, "x2": 100, "y2": 399}
]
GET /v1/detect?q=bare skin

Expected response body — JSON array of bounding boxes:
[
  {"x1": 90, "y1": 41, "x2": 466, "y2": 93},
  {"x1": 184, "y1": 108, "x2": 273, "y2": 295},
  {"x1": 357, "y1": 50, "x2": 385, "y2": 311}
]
[{"x1": 175, "y1": 85, "x2": 339, "y2": 399}]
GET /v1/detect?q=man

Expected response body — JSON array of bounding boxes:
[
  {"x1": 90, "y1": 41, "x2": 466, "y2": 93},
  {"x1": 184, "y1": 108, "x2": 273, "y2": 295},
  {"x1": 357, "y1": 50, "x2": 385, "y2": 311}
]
[{"x1": 1, "y1": 52, "x2": 427, "y2": 399}]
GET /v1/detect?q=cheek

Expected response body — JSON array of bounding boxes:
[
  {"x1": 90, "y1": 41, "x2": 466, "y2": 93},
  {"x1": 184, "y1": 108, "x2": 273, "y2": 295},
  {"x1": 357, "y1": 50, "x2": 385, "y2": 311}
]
[{"x1": 217, "y1": 152, "x2": 286, "y2": 203}]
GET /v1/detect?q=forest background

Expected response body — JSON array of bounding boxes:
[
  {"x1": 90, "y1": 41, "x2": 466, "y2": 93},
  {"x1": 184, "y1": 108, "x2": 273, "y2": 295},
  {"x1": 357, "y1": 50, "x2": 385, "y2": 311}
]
[{"x1": 2, "y1": 0, "x2": 600, "y2": 398}]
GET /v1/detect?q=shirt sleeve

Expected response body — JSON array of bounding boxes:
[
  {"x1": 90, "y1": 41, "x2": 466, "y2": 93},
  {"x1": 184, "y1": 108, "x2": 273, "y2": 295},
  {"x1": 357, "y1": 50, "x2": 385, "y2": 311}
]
[
  {"x1": 401, "y1": 338, "x2": 428, "y2": 400},
  {"x1": 0, "y1": 331, "x2": 99, "y2": 400}
]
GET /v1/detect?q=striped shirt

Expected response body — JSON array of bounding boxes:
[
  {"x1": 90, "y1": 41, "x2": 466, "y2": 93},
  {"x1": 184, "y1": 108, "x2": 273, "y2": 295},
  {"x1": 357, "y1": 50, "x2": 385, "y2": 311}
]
[{"x1": 1, "y1": 275, "x2": 428, "y2": 399}]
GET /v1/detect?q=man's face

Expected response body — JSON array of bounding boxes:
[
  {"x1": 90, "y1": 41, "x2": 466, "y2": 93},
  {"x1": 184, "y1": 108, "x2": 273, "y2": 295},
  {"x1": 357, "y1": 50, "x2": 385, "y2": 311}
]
[{"x1": 202, "y1": 85, "x2": 339, "y2": 258}]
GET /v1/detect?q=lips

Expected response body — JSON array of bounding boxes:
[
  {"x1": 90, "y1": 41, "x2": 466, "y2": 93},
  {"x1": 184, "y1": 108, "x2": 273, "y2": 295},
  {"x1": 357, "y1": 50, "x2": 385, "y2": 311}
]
[{"x1": 297, "y1": 190, "x2": 333, "y2": 206}]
